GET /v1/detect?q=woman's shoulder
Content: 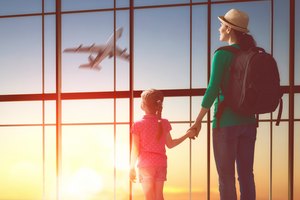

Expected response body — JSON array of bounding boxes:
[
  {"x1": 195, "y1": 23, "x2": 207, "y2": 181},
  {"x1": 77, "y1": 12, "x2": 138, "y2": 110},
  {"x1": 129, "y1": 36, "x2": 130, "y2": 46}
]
[{"x1": 214, "y1": 45, "x2": 239, "y2": 57}]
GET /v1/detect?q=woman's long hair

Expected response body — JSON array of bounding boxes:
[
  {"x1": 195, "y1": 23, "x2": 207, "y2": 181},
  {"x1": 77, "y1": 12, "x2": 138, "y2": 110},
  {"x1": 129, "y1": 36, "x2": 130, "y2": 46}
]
[
  {"x1": 234, "y1": 30, "x2": 257, "y2": 50},
  {"x1": 141, "y1": 89, "x2": 164, "y2": 140}
]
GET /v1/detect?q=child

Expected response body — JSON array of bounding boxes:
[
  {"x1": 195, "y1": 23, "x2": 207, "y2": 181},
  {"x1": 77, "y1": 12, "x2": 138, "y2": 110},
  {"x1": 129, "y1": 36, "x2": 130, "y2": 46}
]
[{"x1": 130, "y1": 89, "x2": 197, "y2": 200}]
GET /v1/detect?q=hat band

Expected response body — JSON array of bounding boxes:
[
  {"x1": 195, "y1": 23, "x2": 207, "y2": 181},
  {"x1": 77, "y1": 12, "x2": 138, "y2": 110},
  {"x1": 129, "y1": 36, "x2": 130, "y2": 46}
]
[{"x1": 222, "y1": 17, "x2": 247, "y2": 31}]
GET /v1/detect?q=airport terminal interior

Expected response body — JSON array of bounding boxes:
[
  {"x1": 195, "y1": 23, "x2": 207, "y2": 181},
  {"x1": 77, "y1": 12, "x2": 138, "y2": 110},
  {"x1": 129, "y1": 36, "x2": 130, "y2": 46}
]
[{"x1": 0, "y1": 0, "x2": 299, "y2": 199}]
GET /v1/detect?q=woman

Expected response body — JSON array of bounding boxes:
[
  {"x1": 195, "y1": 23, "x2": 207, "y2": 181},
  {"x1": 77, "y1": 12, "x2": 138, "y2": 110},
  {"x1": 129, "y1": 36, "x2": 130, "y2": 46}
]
[{"x1": 190, "y1": 9, "x2": 257, "y2": 200}]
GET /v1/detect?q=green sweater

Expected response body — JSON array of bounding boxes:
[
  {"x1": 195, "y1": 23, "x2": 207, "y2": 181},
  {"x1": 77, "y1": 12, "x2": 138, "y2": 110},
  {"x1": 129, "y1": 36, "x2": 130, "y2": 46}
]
[{"x1": 201, "y1": 44, "x2": 256, "y2": 129}]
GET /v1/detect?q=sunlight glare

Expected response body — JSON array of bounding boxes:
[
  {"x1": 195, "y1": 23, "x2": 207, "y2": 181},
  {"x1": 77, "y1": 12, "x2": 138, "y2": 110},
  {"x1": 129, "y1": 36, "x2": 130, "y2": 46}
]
[{"x1": 63, "y1": 168, "x2": 103, "y2": 199}]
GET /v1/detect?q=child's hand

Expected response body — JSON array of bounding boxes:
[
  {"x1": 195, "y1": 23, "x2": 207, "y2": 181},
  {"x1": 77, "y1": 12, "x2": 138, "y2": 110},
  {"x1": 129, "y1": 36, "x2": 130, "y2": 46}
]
[
  {"x1": 130, "y1": 168, "x2": 136, "y2": 183},
  {"x1": 187, "y1": 128, "x2": 197, "y2": 140}
]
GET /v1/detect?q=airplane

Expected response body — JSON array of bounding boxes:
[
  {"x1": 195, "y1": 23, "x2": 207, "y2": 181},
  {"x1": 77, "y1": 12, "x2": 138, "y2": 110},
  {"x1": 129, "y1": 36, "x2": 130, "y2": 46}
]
[{"x1": 63, "y1": 27, "x2": 130, "y2": 71}]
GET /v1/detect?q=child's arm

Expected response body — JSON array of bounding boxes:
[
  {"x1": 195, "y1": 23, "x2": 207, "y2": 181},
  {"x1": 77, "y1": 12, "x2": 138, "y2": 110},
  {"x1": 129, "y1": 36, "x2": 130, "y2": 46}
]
[
  {"x1": 130, "y1": 133, "x2": 139, "y2": 182},
  {"x1": 165, "y1": 129, "x2": 196, "y2": 149}
]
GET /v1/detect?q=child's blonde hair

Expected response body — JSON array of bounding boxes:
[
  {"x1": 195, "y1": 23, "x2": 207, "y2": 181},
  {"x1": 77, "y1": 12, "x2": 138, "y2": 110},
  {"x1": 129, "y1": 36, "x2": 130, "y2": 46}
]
[{"x1": 141, "y1": 89, "x2": 164, "y2": 140}]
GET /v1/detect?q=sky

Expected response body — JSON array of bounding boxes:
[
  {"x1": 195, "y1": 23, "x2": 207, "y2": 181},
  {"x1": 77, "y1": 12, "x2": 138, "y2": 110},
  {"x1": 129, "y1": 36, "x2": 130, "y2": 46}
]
[{"x1": 0, "y1": 0, "x2": 299, "y2": 200}]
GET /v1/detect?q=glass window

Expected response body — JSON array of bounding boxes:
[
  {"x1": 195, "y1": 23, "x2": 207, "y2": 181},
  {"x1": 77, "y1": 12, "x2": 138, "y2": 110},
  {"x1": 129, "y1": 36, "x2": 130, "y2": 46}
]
[
  {"x1": 0, "y1": 0, "x2": 41, "y2": 16},
  {"x1": 62, "y1": 0, "x2": 114, "y2": 12},
  {"x1": 116, "y1": 125, "x2": 130, "y2": 199},
  {"x1": 116, "y1": 10, "x2": 130, "y2": 91},
  {"x1": 62, "y1": 12, "x2": 131, "y2": 93},
  {"x1": 296, "y1": 94, "x2": 300, "y2": 119},
  {"x1": 0, "y1": 17, "x2": 42, "y2": 95},
  {"x1": 45, "y1": 0, "x2": 56, "y2": 13},
  {"x1": 134, "y1": 0, "x2": 189, "y2": 7},
  {"x1": 45, "y1": 15, "x2": 56, "y2": 93},
  {"x1": 134, "y1": 6, "x2": 190, "y2": 90},
  {"x1": 62, "y1": 99, "x2": 114, "y2": 124},
  {"x1": 272, "y1": 122, "x2": 289, "y2": 199},
  {"x1": 274, "y1": 0, "x2": 290, "y2": 86},
  {"x1": 295, "y1": 122, "x2": 300, "y2": 200},
  {"x1": 116, "y1": 99, "x2": 129, "y2": 122},
  {"x1": 255, "y1": 123, "x2": 271, "y2": 200},
  {"x1": 44, "y1": 126, "x2": 57, "y2": 200},
  {"x1": 61, "y1": 125, "x2": 114, "y2": 199},
  {"x1": 117, "y1": 0, "x2": 129, "y2": 8},
  {"x1": 0, "y1": 101, "x2": 42, "y2": 125},
  {"x1": 296, "y1": 0, "x2": 300, "y2": 85},
  {"x1": 192, "y1": 5, "x2": 208, "y2": 89},
  {"x1": 0, "y1": 127, "x2": 43, "y2": 200},
  {"x1": 191, "y1": 123, "x2": 208, "y2": 198},
  {"x1": 165, "y1": 123, "x2": 191, "y2": 199}
]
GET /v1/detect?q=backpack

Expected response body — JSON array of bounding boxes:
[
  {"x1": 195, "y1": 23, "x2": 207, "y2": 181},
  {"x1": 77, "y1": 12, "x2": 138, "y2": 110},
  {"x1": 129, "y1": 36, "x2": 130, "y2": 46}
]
[{"x1": 215, "y1": 46, "x2": 283, "y2": 128}]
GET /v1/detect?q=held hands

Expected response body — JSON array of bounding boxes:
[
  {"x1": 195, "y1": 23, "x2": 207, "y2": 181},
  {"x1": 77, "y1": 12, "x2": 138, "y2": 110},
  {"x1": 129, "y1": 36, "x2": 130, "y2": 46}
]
[
  {"x1": 186, "y1": 128, "x2": 198, "y2": 140},
  {"x1": 188, "y1": 121, "x2": 202, "y2": 139}
]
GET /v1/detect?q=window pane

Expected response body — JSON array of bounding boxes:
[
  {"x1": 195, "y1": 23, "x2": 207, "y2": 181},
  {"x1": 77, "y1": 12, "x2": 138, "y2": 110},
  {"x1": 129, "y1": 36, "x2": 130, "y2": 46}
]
[
  {"x1": 116, "y1": 99, "x2": 129, "y2": 123},
  {"x1": 255, "y1": 123, "x2": 270, "y2": 199},
  {"x1": 117, "y1": 0, "x2": 129, "y2": 8},
  {"x1": 134, "y1": 0, "x2": 189, "y2": 7},
  {"x1": 62, "y1": 0, "x2": 113, "y2": 11},
  {"x1": 274, "y1": 0, "x2": 290, "y2": 86},
  {"x1": 134, "y1": 6, "x2": 190, "y2": 90},
  {"x1": 116, "y1": 125, "x2": 130, "y2": 199},
  {"x1": 192, "y1": 123, "x2": 208, "y2": 199},
  {"x1": 45, "y1": 0, "x2": 55, "y2": 13},
  {"x1": 45, "y1": 101, "x2": 56, "y2": 124},
  {"x1": 192, "y1": 5, "x2": 208, "y2": 88},
  {"x1": 272, "y1": 122, "x2": 289, "y2": 199},
  {"x1": 165, "y1": 123, "x2": 191, "y2": 199},
  {"x1": 0, "y1": 17, "x2": 42, "y2": 94},
  {"x1": 45, "y1": 15, "x2": 56, "y2": 93},
  {"x1": 164, "y1": 97, "x2": 191, "y2": 122},
  {"x1": 0, "y1": 0, "x2": 41, "y2": 16},
  {"x1": 296, "y1": 0, "x2": 300, "y2": 85},
  {"x1": 296, "y1": 94, "x2": 300, "y2": 119},
  {"x1": 62, "y1": 100, "x2": 114, "y2": 123},
  {"x1": 61, "y1": 125, "x2": 114, "y2": 199},
  {"x1": 44, "y1": 126, "x2": 57, "y2": 200},
  {"x1": 0, "y1": 127, "x2": 43, "y2": 200},
  {"x1": 117, "y1": 10, "x2": 130, "y2": 91},
  {"x1": 295, "y1": 122, "x2": 300, "y2": 200},
  {"x1": 0, "y1": 101, "x2": 42, "y2": 125},
  {"x1": 62, "y1": 12, "x2": 130, "y2": 92}
]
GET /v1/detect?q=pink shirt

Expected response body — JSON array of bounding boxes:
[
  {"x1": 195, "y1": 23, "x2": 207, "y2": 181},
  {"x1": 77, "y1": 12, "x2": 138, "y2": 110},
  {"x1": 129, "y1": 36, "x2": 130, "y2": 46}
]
[{"x1": 132, "y1": 114, "x2": 172, "y2": 168}]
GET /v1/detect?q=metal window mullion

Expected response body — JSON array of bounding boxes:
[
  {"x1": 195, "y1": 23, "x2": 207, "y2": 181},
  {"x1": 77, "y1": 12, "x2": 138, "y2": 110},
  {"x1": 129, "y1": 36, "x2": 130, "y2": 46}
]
[
  {"x1": 55, "y1": 0, "x2": 62, "y2": 199},
  {"x1": 189, "y1": 1, "x2": 193, "y2": 200},
  {"x1": 207, "y1": 1, "x2": 212, "y2": 199},
  {"x1": 129, "y1": 0, "x2": 134, "y2": 199},
  {"x1": 42, "y1": 0, "x2": 46, "y2": 199},
  {"x1": 288, "y1": 0, "x2": 295, "y2": 200}
]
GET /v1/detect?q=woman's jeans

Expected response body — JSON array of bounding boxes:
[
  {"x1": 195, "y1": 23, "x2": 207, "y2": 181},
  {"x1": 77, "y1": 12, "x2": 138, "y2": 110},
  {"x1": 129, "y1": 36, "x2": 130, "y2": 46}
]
[{"x1": 213, "y1": 124, "x2": 257, "y2": 200}]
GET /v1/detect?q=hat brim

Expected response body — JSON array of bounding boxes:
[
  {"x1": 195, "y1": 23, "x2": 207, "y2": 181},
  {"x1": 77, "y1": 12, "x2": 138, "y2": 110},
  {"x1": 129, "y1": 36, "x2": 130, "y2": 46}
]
[{"x1": 218, "y1": 16, "x2": 249, "y2": 33}]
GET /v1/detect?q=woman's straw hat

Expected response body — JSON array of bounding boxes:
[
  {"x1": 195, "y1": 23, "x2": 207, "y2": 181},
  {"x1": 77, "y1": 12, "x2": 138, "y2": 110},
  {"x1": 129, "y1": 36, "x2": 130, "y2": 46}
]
[{"x1": 218, "y1": 9, "x2": 249, "y2": 33}]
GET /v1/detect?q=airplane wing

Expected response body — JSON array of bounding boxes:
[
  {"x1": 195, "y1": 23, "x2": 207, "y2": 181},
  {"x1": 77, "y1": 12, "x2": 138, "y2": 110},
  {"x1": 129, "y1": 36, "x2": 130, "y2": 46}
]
[
  {"x1": 64, "y1": 44, "x2": 106, "y2": 53},
  {"x1": 115, "y1": 46, "x2": 130, "y2": 61}
]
